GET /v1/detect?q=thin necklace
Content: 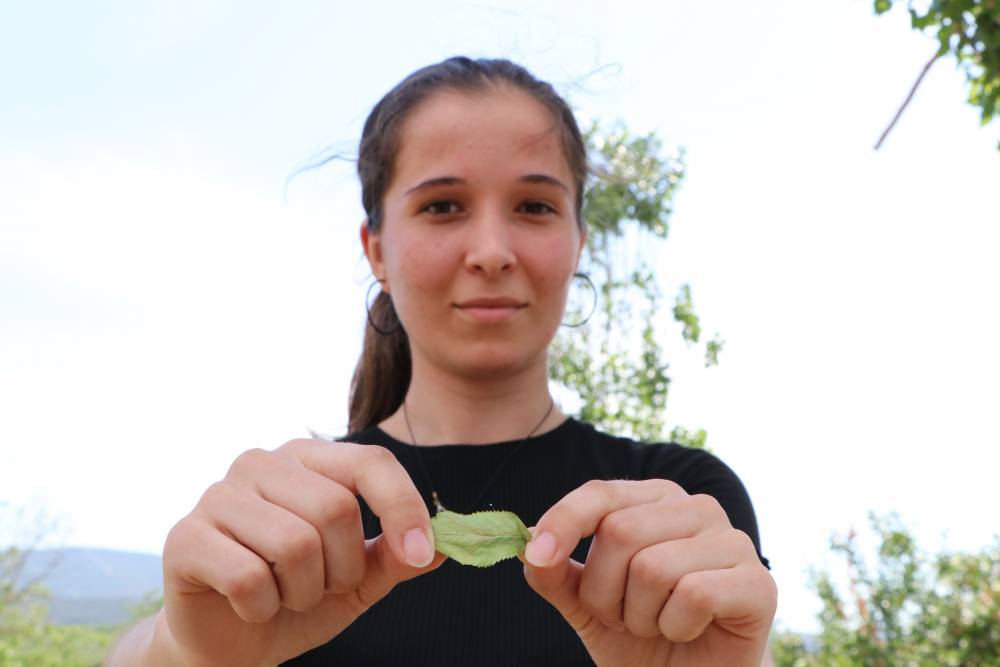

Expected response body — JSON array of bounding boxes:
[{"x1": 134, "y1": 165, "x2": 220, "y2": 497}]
[{"x1": 402, "y1": 397, "x2": 555, "y2": 515}]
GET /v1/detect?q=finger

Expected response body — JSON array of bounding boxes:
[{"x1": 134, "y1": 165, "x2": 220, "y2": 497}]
[
  {"x1": 231, "y1": 449, "x2": 366, "y2": 595},
  {"x1": 518, "y1": 547, "x2": 592, "y2": 635},
  {"x1": 354, "y1": 532, "x2": 449, "y2": 613},
  {"x1": 200, "y1": 480, "x2": 325, "y2": 613},
  {"x1": 276, "y1": 535, "x2": 449, "y2": 659},
  {"x1": 282, "y1": 439, "x2": 435, "y2": 570},
  {"x1": 579, "y1": 494, "x2": 734, "y2": 629},
  {"x1": 521, "y1": 479, "x2": 684, "y2": 626},
  {"x1": 656, "y1": 565, "x2": 777, "y2": 646},
  {"x1": 622, "y1": 529, "x2": 749, "y2": 638},
  {"x1": 164, "y1": 517, "x2": 280, "y2": 624},
  {"x1": 525, "y1": 479, "x2": 685, "y2": 569}
]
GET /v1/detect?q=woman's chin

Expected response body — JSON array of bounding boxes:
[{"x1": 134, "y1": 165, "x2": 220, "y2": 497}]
[{"x1": 444, "y1": 346, "x2": 542, "y2": 379}]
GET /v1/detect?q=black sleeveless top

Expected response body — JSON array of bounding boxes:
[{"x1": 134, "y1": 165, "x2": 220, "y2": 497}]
[{"x1": 282, "y1": 417, "x2": 769, "y2": 666}]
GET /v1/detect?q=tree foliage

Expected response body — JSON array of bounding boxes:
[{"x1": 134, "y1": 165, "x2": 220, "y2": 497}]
[
  {"x1": 874, "y1": 0, "x2": 1000, "y2": 149},
  {"x1": 0, "y1": 600, "x2": 113, "y2": 667},
  {"x1": 0, "y1": 508, "x2": 126, "y2": 666},
  {"x1": 772, "y1": 513, "x2": 1000, "y2": 666},
  {"x1": 0, "y1": 542, "x2": 158, "y2": 666},
  {"x1": 550, "y1": 120, "x2": 722, "y2": 445}
]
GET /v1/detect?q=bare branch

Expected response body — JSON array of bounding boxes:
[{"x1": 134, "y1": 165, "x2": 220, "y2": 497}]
[{"x1": 875, "y1": 50, "x2": 942, "y2": 150}]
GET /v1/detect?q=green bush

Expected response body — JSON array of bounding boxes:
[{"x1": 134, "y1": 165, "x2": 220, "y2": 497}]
[{"x1": 773, "y1": 513, "x2": 1000, "y2": 667}]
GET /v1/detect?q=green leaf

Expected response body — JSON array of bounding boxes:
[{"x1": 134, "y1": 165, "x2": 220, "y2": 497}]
[
  {"x1": 874, "y1": 0, "x2": 892, "y2": 15},
  {"x1": 430, "y1": 510, "x2": 532, "y2": 567}
]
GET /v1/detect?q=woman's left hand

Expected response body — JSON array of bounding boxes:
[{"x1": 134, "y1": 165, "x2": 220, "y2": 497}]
[{"x1": 517, "y1": 479, "x2": 777, "y2": 667}]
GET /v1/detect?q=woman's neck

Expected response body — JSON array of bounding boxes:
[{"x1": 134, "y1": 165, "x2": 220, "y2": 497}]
[{"x1": 379, "y1": 355, "x2": 566, "y2": 446}]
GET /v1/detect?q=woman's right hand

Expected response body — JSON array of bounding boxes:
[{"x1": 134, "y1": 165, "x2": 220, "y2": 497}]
[{"x1": 159, "y1": 438, "x2": 446, "y2": 667}]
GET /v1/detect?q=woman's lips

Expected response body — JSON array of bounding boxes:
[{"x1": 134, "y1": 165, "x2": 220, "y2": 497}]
[{"x1": 455, "y1": 305, "x2": 524, "y2": 322}]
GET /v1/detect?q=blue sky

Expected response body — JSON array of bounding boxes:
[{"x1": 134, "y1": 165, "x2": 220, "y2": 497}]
[{"x1": 2, "y1": 0, "x2": 999, "y2": 634}]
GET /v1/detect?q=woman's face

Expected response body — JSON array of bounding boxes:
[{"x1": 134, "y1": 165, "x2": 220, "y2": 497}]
[{"x1": 362, "y1": 86, "x2": 586, "y2": 381}]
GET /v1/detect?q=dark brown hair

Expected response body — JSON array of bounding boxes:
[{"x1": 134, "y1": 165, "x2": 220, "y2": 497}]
[{"x1": 349, "y1": 56, "x2": 588, "y2": 434}]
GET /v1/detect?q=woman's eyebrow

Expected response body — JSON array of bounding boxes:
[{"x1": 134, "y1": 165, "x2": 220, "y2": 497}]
[
  {"x1": 405, "y1": 176, "x2": 464, "y2": 195},
  {"x1": 519, "y1": 174, "x2": 569, "y2": 192},
  {"x1": 404, "y1": 174, "x2": 569, "y2": 196}
]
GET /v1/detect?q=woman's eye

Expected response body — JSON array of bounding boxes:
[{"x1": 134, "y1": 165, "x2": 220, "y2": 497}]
[
  {"x1": 520, "y1": 201, "x2": 556, "y2": 215},
  {"x1": 423, "y1": 200, "x2": 461, "y2": 215}
]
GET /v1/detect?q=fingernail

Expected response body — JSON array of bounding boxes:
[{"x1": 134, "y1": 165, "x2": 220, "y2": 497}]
[
  {"x1": 526, "y1": 531, "x2": 557, "y2": 567},
  {"x1": 403, "y1": 528, "x2": 433, "y2": 567}
]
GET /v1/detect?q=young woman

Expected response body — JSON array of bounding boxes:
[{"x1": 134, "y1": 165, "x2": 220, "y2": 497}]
[{"x1": 106, "y1": 57, "x2": 777, "y2": 667}]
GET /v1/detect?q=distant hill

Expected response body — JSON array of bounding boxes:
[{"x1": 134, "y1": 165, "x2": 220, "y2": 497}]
[
  {"x1": 17, "y1": 548, "x2": 826, "y2": 650},
  {"x1": 17, "y1": 547, "x2": 162, "y2": 626}
]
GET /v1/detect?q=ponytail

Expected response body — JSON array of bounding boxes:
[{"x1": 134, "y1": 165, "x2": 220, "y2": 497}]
[{"x1": 347, "y1": 288, "x2": 411, "y2": 433}]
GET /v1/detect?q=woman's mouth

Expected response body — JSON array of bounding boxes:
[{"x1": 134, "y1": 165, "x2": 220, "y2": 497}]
[
  {"x1": 454, "y1": 296, "x2": 528, "y2": 322},
  {"x1": 454, "y1": 305, "x2": 525, "y2": 322}
]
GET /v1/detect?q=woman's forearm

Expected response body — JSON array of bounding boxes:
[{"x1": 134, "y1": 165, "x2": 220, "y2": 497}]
[
  {"x1": 761, "y1": 642, "x2": 776, "y2": 667},
  {"x1": 104, "y1": 610, "x2": 184, "y2": 667}
]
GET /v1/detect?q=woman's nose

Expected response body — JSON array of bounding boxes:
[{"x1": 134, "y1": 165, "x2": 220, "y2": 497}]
[{"x1": 463, "y1": 210, "x2": 517, "y2": 276}]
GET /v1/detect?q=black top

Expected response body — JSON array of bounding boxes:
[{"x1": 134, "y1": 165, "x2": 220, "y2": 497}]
[{"x1": 282, "y1": 417, "x2": 769, "y2": 666}]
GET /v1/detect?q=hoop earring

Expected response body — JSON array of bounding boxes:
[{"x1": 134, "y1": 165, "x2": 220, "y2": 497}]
[
  {"x1": 561, "y1": 272, "x2": 598, "y2": 328},
  {"x1": 365, "y1": 279, "x2": 401, "y2": 336}
]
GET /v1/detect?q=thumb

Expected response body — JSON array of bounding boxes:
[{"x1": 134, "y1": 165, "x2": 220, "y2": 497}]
[
  {"x1": 264, "y1": 534, "x2": 447, "y2": 665},
  {"x1": 359, "y1": 533, "x2": 446, "y2": 606},
  {"x1": 518, "y1": 527, "x2": 593, "y2": 634}
]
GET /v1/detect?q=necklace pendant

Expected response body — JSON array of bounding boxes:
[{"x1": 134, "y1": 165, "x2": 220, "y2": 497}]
[{"x1": 431, "y1": 491, "x2": 446, "y2": 514}]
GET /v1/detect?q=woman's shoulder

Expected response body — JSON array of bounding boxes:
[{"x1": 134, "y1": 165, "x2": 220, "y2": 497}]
[
  {"x1": 578, "y1": 420, "x2": 769, "y2": 569},
  {"x1": 572, "y1": 420, "x2": 730, "y2": 485}
]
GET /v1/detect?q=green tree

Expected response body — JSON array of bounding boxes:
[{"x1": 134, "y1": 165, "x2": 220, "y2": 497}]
[
  {"x1": 0, "y1": 508, "x2": 119, "y2": 667},
  {"x1": 550, "y1": 120, "x2": 722, "y2": 446},
  {"x1": 0, "y1": 600, "x2": 114, "y2": 667},
  {"x1": 771, "y1": 513, "x2": 1000, "y2": 666},
  {"x1": 874, "y1": 0, "x2": 1000, "y2": 150}
]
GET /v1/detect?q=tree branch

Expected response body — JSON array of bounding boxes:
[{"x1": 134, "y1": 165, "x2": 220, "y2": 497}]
[{"x1": 875, "y1": 50, "x2": 942, "y2": 150}]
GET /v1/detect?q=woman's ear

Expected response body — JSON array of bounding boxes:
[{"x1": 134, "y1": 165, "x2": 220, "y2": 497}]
[
  {"x1": 360, "y1": 220, "x2": 389, "y2": 291},
  {"x1": 575, "y1": 225, "x2": 588, "y2": 271}
]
